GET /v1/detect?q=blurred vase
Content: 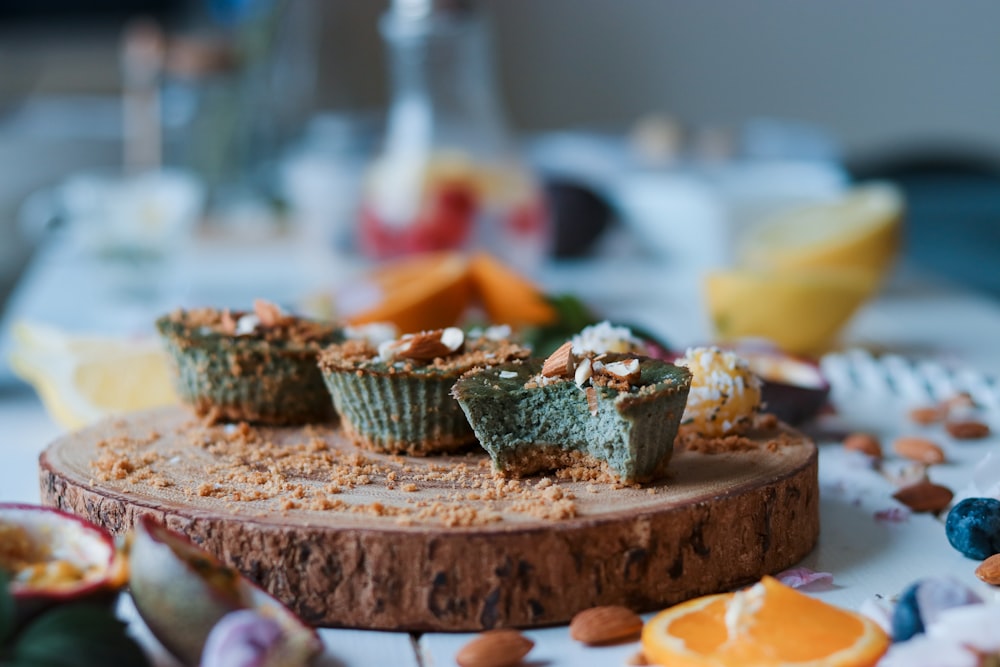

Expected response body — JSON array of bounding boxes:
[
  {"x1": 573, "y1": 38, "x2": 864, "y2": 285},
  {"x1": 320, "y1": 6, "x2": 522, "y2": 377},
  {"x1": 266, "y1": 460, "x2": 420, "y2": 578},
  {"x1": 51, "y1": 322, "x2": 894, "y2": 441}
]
[{"x1": 359, "y1": 0, "x2": 550, "y2": 271}]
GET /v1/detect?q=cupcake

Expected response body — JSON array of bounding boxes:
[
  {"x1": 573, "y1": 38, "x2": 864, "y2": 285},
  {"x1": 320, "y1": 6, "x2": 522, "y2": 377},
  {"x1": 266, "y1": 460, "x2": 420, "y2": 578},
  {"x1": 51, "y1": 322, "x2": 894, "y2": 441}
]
[
  {"x1": 156, "y1": 300, "x2": 342, "y2": 425},
  {"x1": 318, "y1": 326, "x2": 529, "y2": 455},
  {"x1": 452, "y1": 335, "x2": 692, "y2": 484}
]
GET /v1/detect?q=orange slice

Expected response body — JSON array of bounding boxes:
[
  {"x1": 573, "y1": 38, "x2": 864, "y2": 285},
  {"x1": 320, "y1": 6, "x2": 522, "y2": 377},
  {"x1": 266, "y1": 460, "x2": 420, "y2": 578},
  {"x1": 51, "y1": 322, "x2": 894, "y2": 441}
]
[
  {"x1": 642, "y1": 576, "x2": 889, "y2": 667},
  {"x1": 468, "y1": 252, "x2": 556, "y2": 328},
  {"x1": 363, "y1": 251, "x2": 463, "y2": 293},
  {"x1": 346, "y1": 253, "x2": 472, "y2": 333}
]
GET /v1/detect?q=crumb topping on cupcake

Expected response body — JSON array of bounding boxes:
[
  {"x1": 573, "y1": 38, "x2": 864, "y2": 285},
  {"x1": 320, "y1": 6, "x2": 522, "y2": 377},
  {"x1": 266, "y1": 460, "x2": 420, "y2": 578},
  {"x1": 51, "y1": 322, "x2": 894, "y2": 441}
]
[
  {"x1": 319, "y1": 328, "x2": 529, "y2": 376},
  {"x1": 318, "y1": 327, "x2": 530, "y2": 456},
  {"x1": 167, "y1": 299, "x2": 337, "y2": 346},
  {"x1": 155, "y1": 300, "x2": 341, "y2": 425},
  {"x1": 675, "y1": 346, "x2": 762, "y2": 436}
]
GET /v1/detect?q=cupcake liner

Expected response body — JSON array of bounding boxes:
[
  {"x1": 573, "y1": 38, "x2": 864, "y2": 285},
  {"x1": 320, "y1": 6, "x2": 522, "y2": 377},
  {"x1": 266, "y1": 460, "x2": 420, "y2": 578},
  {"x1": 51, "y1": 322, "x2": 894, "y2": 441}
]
[{"x1": 322, "y1": 369, "x2": 474, "y2": 455}]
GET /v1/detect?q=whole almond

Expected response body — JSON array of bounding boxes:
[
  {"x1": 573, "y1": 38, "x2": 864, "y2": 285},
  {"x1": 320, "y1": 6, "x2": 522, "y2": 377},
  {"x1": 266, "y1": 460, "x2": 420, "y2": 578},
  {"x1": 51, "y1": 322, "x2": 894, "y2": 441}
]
[
  {"x1": 946, "y1": 420, "x2": 991, "y2": 440},
  {"x1": 843, "y1": 433, "x2": 882, "y2": 459},
  {"x1": 975, "y1": 553, "x2": 1000, "y2": 585},
  {"x1": 909, "y1": 405, "x2": 946, "y2": 425},
  {"x1": 456, "y1": 629, "x2": 533, "y2": 667},
  {"x1": 219, "y1": 309, "x2": 238, "y2": 335},
  {"x1": 397, "y1": 328, "x2": 464, "y2": 361},
  {"x1": 892, "y1": 479, "x2": 954, "y2": 513},
  {"x1": 569, "y1": 605, "x2": 643, "y2": 646},
  {"x1": 626, "y1": 651, "x2": 651, "y2": 666},
  {"x1": 542, "y1": 341, "x2": 576, "y2": 378},
  {"x1": 253, "y1": 298, "x2": 286, "y2": 326},
  {"x1": 893, "y1": 436, "x2": 946, "y2": 464}
]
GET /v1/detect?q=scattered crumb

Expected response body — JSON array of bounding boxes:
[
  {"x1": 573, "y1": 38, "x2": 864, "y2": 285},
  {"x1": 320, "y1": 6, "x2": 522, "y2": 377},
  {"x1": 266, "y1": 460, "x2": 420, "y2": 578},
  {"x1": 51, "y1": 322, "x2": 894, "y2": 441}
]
[
  {"x1": 676, "y1": 414, "x2": 792, "y2": 454},
  {"x1": 84, "y1": 411, "x2": 805, "y2": 527}
]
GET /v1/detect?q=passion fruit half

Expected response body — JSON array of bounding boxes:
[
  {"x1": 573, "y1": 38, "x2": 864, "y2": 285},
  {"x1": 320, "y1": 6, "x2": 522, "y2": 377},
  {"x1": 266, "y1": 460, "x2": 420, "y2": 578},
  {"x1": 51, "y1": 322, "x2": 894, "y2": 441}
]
[
  {"x1": 0, "y1": 503, "x2": 124, "y2": 623},
  {"x1": 739, "y1": 350, "x2": 831, "y2": 425},
  {"x1": 128, "y1": 516, "x2": 321, "y2": 666}
]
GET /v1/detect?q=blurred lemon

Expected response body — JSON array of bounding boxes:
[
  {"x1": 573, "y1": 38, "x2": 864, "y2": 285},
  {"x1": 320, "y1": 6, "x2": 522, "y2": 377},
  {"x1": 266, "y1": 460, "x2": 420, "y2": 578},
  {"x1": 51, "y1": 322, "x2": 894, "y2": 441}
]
[
  {"x1": 8, "y1": 321, "x2": 176, "y2": 430},
  {"x1": 740, "y1": 183, "x2": 903, "y2": 278},
  {"x1": 705, "y1": 268, "x2": 878, "y2": 356}
]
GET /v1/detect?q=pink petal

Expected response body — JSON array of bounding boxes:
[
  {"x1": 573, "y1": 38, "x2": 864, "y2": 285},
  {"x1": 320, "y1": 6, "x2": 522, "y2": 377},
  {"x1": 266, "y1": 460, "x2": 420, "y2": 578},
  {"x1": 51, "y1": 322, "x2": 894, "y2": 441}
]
[
  {"x1": 874, "y1": 507, "x2": 911, "y2": 523},
  {"x1": 775, "y1": 567, "x2": 834, "y2": 590}
]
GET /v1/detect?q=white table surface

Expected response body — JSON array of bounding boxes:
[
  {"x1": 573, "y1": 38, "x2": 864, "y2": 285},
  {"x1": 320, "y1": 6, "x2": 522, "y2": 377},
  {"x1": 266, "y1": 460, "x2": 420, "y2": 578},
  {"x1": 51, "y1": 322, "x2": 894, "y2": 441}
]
[{"x1": 3, "y1": 234, "x2": 1000, "y2": 666}]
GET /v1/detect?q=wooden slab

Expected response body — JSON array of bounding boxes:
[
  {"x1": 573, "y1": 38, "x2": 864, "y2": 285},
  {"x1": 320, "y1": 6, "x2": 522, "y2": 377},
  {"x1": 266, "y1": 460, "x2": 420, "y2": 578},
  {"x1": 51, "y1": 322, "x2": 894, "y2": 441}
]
[{"x1": 39, "y1": 407, "x2": 818, "y2": 632}]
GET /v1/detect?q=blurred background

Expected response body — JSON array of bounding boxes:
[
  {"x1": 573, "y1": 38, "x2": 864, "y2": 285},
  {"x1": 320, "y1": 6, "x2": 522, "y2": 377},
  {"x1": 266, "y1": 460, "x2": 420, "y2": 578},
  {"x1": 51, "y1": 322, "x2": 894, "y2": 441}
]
[{"x1": 2, "y1": 0, "x2": 1000, "y2": 321}]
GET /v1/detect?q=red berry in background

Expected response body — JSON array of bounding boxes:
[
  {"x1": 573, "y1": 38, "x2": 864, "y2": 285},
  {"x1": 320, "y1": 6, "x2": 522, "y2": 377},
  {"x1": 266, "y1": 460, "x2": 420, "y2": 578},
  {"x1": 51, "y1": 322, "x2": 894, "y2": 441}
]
[
  {"x1": 359, "y1": 181, "x2": 477, "y2": 258},
  {"x1": 436, "y1": 181, "x2": 477, "y2": 220},
  {"x1": 422, "y1": 181, "x2": 476, "y2": 248}
]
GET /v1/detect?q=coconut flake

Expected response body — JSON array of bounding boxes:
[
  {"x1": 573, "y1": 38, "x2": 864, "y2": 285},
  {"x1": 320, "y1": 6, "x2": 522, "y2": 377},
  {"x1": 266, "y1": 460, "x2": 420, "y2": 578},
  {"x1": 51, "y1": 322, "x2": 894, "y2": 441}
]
[{"x1": 235, "y1": 314, "x2": 260, "y2": 336}]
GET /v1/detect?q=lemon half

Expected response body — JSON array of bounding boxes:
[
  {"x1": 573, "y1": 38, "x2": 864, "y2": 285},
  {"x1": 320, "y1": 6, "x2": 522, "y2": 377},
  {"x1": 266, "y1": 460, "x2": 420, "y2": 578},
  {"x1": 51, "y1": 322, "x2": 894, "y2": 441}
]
[
  {"x1": 705, "y1": 268, "x2": 877, "y2": 356},
  {"x1": 740, "y1": 183, "x2": 903, "y2": 278},
  {"x1": 8, "y1": 321, "x2": 177, "y2": 430}
]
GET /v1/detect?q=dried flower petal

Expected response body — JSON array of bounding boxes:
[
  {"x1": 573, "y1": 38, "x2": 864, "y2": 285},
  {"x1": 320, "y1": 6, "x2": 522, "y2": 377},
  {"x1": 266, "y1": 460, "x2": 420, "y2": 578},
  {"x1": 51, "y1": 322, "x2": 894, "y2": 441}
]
[
  {"x1": 874, "y1": 507, "x2": 911, "y2": 524},
  {"x1": 913, "y1": 576, "x2": 983, "y2": 628},
  {"x1": 878, "y1": 634, "x2": 978, "y2": 667},
  {"x1": 774, "y1": 567, "x2": 834, "y2": 590},
  {"x1": 927, "y1": 603, "x2": 1000, "y2": 653}
]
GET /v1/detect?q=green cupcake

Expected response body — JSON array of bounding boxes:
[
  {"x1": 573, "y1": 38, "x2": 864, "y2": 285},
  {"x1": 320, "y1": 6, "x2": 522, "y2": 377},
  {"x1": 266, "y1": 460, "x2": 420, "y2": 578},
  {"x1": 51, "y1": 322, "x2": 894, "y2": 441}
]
[
  {"x1": 156, "y1": 301, "x2": 342, "y2": 425},
  {"x1": 318, "y1": 327, "x2": 529, "y2": 456},
  {"x1": 452, "y1": 345, "x2": 692, "y2": 483}
]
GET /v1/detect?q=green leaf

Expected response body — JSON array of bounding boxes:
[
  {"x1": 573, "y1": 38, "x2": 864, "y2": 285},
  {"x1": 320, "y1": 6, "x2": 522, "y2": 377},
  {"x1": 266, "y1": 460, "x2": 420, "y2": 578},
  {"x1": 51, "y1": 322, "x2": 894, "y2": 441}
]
[
  {"x1": 10, "y1": 603, "x2": 149, "y2": 667},
  {"x1": 522, "y1": 293, "x2": 600, "y2": 356},
  {"x1": 0, "y1": 569, "x2": 13, "y2": 645}
]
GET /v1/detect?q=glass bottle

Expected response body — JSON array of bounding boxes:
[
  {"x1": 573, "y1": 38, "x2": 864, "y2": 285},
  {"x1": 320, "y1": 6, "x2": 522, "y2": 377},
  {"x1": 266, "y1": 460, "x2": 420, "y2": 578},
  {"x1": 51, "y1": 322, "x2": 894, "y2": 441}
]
[{"x1": 359, "y1": 0, "x2": 550, "y2": 270}]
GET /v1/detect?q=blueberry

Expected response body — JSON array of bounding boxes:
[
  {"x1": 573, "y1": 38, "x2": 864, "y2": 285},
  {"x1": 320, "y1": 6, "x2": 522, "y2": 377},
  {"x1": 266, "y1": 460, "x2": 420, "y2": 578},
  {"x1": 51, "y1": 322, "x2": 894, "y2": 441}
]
[
  {"x1": 945, "y1": 497, "x2": 1000, "y2": 560},
  {"x1": 891, "y1": 583, "x2": 924, "y2": 642}
]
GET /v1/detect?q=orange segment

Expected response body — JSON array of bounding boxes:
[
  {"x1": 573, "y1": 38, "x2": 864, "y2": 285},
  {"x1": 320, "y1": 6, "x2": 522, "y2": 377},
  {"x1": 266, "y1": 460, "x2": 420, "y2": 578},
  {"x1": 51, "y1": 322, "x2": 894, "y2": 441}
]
[
  {"x1": 364, "y1": 251, "x2": 462, "y2": 292},
  {"x1": 346, "y1": 253, "x2": 472, "y2": 333},
  {"x1": 642, "y1": 576, "x2": 889, "y2": 667},
  {"x1": 468, "y1": 252, "x2": 556, "y2": 328}
]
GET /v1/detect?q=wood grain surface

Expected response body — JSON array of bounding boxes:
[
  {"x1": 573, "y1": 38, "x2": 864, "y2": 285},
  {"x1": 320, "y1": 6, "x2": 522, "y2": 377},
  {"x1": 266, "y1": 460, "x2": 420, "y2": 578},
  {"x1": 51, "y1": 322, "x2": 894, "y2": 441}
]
[{"x1": 39, "y1": 407, "x2": 818, "y2": 631}]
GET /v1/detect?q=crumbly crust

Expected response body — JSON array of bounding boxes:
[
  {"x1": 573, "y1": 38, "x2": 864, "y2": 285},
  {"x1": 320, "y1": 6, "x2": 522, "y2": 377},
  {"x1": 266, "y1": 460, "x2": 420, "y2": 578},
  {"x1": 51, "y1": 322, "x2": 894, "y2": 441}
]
[{"x1": 491, "y1": 446, "x2": 673, "y2": 487}]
